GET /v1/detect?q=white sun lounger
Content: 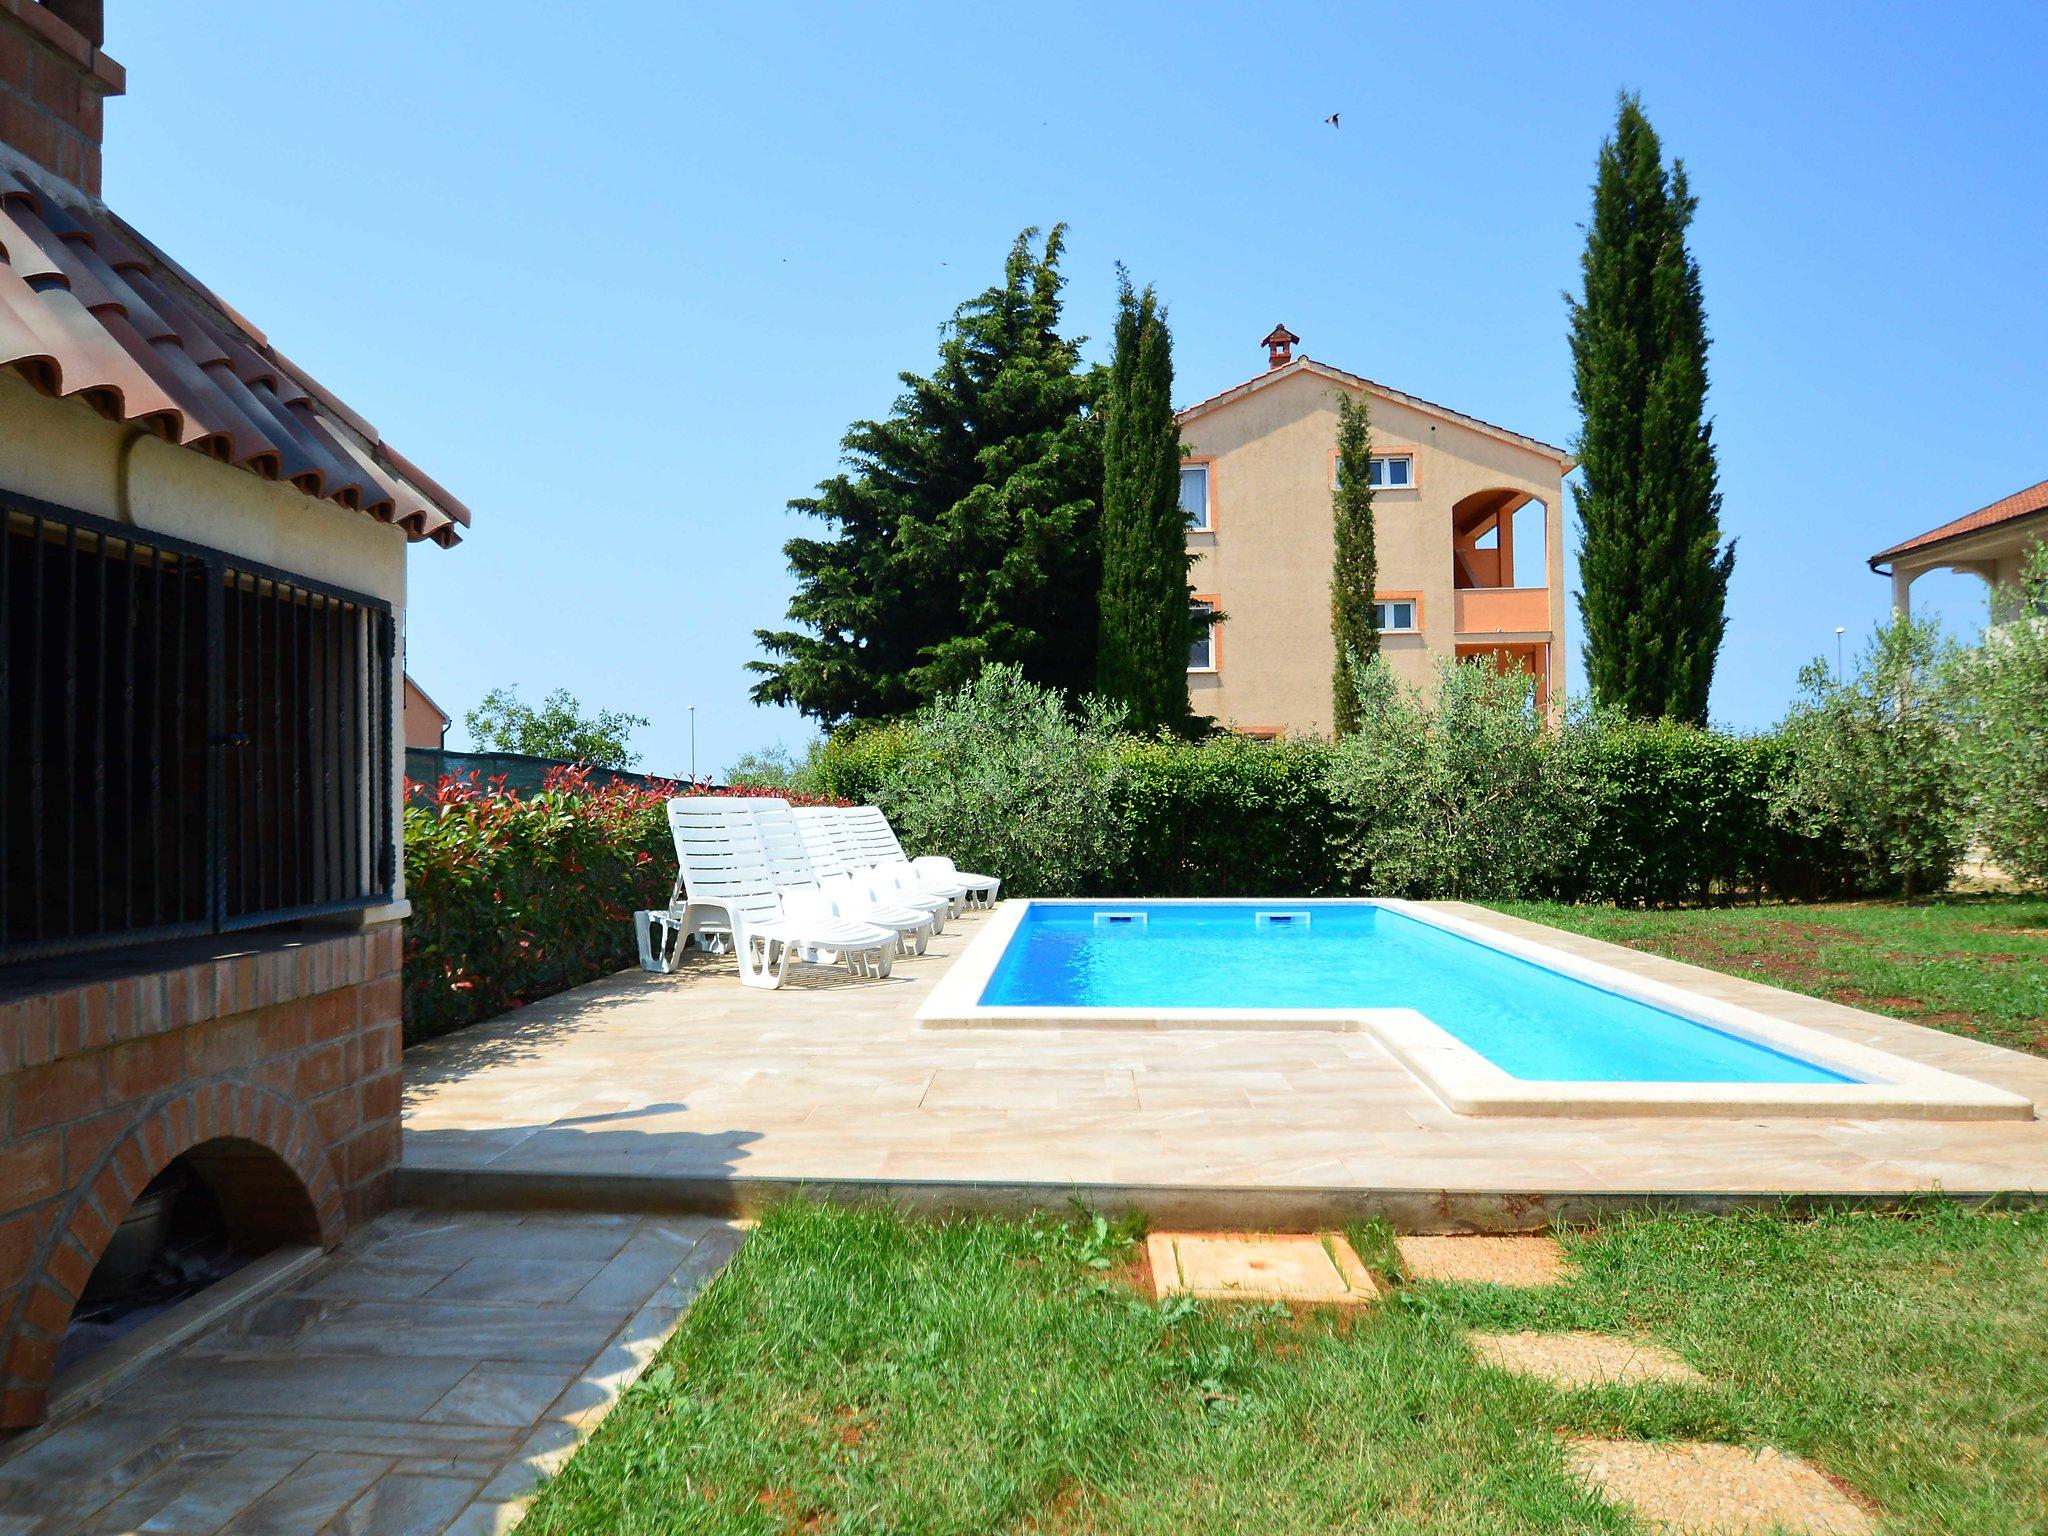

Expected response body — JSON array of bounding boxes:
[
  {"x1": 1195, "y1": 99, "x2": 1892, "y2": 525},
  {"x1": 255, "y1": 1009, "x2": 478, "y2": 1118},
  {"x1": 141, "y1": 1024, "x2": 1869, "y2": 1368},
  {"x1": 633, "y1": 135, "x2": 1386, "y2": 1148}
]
[
  {"x1": 644, "y1": 796, "x2": 899, "y2": 988},
  {"x1": 792, "y1": 805, "x2": 949, "y2": 935},
  {"x1": 845, "y1": 805, "x2": 1001, "y2": 909},
  {"x1": 825, "y1": 807, "x2": 968, "y2": 917},
  {"x1": 798, "y1": 806, "x2": 958, "y2": 937},
  {"x1": 747, "y1": 798, "x2": 937, "y2": 955}
]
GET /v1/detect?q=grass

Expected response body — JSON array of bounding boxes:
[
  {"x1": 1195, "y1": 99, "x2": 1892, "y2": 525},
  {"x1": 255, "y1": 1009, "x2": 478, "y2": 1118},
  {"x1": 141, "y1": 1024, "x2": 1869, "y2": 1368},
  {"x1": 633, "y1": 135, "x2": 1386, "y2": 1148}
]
[
  {"x1": 518, "y1": 1201, "x2": 2048, "y2": 1535},
  {"x1": 1487, "y1": 895, "x2": 2048, "y2": 1058}
]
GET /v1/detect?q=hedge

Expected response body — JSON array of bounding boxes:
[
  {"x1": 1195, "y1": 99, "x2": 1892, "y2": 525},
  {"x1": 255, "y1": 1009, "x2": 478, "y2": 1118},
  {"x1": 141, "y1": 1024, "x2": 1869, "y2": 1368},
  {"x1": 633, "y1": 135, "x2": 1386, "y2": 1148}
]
[
  {"x1": 1108, "y1": 733, "x2": 1344, "y2": 896},
  {"x1": 831, "y1": 666, "x2": 1874, "y2": 906}
]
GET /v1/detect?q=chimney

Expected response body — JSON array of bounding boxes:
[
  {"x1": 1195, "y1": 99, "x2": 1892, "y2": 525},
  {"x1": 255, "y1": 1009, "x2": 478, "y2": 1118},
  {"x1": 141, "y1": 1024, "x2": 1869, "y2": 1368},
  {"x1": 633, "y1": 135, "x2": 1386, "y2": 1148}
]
[
  {"x1": 1261, "y1": 323, "x2": 1299, "y2": 370},
  {"x1": 0, "y1": 1, "x2": 123, "y2": 197}
]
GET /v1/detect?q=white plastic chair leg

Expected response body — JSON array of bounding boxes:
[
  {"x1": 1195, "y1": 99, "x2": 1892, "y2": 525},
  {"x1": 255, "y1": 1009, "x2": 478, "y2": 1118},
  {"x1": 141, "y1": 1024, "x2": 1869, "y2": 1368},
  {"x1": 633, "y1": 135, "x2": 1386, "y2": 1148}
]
[
  {"x1": 634, "y1": 910, "x2": 687, "y2": 973},
  {"x1": 737, "y1": 933, "x2": 789, "y2": 989}
]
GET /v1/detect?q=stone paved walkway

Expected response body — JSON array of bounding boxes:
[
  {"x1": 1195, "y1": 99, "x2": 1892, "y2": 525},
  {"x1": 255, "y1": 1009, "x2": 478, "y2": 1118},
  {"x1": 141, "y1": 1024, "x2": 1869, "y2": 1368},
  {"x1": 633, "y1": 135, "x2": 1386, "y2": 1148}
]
[
  {"x1": 0, "y1": 1209, "x2": 743, "y2": 1535},
  {"x1": 400, "y1": 905, "x2": 2048, "y2": 1217}
]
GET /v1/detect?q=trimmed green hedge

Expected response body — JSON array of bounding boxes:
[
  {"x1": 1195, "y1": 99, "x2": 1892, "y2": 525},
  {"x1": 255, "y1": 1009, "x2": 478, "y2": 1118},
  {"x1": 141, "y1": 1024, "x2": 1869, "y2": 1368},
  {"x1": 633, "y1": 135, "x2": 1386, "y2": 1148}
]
[
  {"x1": 1109, "y1": 733, "x2": 1344, "y2": 896},
  {"x1": 824, "y1": 665, "x2": 1874, "y2": 907}
]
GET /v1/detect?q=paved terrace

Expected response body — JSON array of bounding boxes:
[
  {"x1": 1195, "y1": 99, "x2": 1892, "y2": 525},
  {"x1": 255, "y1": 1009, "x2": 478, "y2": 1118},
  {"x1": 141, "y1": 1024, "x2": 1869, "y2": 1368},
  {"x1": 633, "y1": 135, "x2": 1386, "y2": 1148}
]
[{"x1": 401, "y1": 905, "x2": 2048, "y2": 1227}]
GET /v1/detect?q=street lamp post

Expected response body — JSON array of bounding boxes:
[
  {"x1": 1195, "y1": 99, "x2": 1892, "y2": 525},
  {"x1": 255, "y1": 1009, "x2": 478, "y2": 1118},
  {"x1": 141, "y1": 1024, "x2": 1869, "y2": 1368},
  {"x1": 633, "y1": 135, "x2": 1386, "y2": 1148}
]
[
  {"x1": 1834, "y1": 626, "x2": 1846, "y2": 682},
  {"x1": 688, "y1": 706, "x2": 697, "y2": 784}
]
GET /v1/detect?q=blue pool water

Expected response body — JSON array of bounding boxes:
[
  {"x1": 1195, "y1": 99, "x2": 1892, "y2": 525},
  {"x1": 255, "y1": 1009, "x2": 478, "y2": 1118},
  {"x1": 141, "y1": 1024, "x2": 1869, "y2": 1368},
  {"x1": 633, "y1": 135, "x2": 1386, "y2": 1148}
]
[{"x1": 978, "y1": 902, "x2": 1855, "y2": 1085}]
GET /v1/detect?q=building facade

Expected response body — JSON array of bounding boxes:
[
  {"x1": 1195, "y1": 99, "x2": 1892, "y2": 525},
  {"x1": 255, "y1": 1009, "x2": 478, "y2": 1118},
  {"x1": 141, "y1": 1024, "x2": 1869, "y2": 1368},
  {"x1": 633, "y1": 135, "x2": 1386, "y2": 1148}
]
[{"x1": 1178, "y1": 332, "x2": 1574, "y2": 735}]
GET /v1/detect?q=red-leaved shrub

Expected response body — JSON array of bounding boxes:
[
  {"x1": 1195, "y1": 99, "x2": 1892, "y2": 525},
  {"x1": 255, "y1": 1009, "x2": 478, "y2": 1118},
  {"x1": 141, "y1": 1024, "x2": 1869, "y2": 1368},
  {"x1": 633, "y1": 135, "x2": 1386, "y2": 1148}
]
[{"x1": 401, "y1": 766, "x2": 842, "y2": 1045}]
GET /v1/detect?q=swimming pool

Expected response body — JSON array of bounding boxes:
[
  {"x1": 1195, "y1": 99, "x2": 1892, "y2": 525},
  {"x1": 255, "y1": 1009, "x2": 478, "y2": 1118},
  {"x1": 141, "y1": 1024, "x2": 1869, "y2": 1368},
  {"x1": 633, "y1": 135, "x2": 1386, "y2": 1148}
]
[
  {"x1": 980, "y1": 901, "x2": 1844, "y2": 1085},
  {"x1": 917, "y1": 899, "x2": 2034, "y2": 1120}
]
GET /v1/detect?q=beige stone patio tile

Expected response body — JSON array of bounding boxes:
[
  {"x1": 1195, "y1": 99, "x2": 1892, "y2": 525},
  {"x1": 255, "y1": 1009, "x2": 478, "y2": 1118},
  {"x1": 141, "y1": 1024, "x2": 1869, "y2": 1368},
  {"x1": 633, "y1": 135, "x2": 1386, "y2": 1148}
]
[
  {"x1": 402, "y1": 906, "x2": 2048, "y2": 1205},
  {"x1": 919, "y1": 1068, "x2": 1138, "y2": 1111},
  {"x1": 1149, "y1": 1233, "x2": 1378, "y2": 1304},
  {"x1": 1469, "y1": 1331, "x2": 1701, "y2": 1389},
  {"x1": 1565, "y1": 1440, "x2": 1875, "y2": 1534},
  {"x1": 1399, "y1": 1235, "x2": 1569, "y2": 1287}
]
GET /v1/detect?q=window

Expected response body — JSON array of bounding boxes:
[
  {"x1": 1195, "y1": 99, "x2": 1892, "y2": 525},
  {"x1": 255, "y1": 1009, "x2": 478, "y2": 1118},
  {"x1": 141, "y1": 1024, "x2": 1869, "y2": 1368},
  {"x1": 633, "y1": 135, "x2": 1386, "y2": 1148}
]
[
  {"x1": 3, "y1": 494, "x2": 397, "y2": 962},
  {"x1": 1188, "y1": 600, "x2": 1217, "y2": 671},
  {"x1": 1332, "y1": 454, "x2": 1416, "y2": 491},
  {"x1": 1367, "y1": 455, "x2": 1413, "y2": 489},
  {"x1": 1373, "y1": 599, "x2": 1418, "y2": 632},
  {"x1": 1180, "y1": 464, "x2": 1211, "y2": 530}
]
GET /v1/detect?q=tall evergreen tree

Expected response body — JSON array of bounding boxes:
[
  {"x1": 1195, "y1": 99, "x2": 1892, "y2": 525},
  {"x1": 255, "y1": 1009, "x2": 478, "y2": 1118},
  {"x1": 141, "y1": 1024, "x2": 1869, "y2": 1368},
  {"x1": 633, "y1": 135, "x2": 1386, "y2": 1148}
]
[
  {"x1": 1568, "y1": 93, "x2": 1735, "y2": 725},
  {"x1": 1329, "y1": 390, "x2": 1380, "y2": 735},
  {"x1": 1096, "y1": 270, "x2": 1197, "y2": 732},
  {"x1": 750, "y1": 228, "x2": 1102, "y2": 725}
]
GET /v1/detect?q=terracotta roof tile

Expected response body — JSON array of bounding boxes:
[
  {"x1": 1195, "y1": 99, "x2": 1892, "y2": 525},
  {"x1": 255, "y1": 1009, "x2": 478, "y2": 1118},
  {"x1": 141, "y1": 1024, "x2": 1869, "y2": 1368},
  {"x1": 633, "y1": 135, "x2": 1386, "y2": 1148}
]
[
  {"x1": 0, "y1": 162, "x2": 467, "y2": 546},
  {"x1": 1869, "y1": 478, "x2": 2048, "y2": 566}
]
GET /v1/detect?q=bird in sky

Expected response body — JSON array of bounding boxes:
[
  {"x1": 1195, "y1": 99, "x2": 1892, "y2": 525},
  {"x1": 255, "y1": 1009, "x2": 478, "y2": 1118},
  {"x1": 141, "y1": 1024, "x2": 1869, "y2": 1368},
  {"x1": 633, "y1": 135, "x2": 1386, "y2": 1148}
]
[{"x1": 1324, "y1": 112, "x2": 1339, "y2": 128}]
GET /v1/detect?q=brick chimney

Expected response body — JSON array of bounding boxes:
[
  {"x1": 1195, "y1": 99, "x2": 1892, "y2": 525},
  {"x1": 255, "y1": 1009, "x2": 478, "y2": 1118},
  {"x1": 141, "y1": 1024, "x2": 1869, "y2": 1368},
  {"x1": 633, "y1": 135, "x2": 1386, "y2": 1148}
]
[
  {"x1": 1261, "y1": 323, "x2": 1299, "y2": 370},
  {"x1": 0, "y1": 1, "x2": 123, "y2": 197}
]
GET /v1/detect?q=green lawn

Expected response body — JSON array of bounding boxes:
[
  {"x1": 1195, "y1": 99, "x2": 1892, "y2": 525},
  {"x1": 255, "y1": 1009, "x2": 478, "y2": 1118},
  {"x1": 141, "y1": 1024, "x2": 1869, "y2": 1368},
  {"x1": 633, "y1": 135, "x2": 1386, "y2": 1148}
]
[
  {"x1": 1488, "y1": 896, "x2": 2048, "y2": 1059},
  {"x1": 519, "y1": 1202, "x2": 2048, "y2": 1535}
]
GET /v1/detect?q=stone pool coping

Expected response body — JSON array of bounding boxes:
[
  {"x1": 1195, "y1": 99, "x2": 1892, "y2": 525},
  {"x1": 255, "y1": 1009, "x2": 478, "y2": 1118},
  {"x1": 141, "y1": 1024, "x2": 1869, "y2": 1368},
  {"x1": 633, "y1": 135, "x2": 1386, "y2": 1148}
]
[{"x1": 916, "y1": 898, "x2": 2035, "y2": 1122}]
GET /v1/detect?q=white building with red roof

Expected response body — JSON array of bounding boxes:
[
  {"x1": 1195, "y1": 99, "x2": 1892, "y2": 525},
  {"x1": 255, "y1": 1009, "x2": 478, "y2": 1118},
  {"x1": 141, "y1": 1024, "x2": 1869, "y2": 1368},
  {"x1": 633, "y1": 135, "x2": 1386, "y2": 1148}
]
[{"x1": 1869, "y1": 477, "x2": 2048, "y2": 623}]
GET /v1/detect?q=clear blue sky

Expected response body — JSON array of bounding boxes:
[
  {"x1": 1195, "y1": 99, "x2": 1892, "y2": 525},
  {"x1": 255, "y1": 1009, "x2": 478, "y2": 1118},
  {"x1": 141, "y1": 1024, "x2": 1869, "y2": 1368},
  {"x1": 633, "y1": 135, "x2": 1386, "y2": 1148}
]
[{"x1": 103, "y1": 2, "x2": 2047, "y2": 777}]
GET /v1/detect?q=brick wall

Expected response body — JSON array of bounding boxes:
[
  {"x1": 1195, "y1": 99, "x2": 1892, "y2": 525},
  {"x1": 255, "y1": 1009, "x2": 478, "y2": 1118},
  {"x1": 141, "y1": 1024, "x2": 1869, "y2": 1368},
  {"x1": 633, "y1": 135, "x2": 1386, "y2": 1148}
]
[
  {"x1": 0, "y1": 924, "x2": 401, "y2": 1428},
  {"x1": 0, "y1": 0, "x2": 125, "y2": 196}
]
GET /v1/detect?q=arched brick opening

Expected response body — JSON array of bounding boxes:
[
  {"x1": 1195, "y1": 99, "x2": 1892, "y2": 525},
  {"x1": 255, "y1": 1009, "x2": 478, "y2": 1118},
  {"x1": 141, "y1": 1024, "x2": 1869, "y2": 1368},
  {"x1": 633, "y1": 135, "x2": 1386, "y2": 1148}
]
[{"x1": 0, "y1": 1081, "x2": 346, "y2": 1428}]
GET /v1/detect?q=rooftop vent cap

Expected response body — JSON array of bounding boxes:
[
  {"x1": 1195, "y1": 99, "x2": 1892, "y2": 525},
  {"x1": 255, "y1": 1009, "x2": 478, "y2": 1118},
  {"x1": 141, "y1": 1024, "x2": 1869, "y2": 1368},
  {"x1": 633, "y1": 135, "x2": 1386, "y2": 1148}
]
[{"x1": 1261, "y1": 323, "x2": 1299, "y2": 370}]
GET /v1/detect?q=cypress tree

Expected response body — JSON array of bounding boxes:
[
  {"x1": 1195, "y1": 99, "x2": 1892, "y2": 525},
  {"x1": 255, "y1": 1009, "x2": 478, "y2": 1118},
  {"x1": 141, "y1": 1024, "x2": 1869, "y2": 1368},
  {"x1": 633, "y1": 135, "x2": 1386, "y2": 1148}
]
[
  {"x1": 1096, "y1": 270, "x2": 1197, "y2": 732},
  {"x1": 751, "y1": 227, "x2": 1102, "y2": 725},
  {"x1": 1568, "y1": 93, "x2": 1735, "y2": 724},
  {"x1": 1330, "y1": 390, "x2": 1380, "y2": 735}
]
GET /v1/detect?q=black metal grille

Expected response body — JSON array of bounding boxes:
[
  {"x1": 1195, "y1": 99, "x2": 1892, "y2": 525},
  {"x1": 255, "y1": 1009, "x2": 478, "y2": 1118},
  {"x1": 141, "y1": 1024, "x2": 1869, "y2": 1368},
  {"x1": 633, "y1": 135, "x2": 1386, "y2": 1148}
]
[{"x1": 2, "y1": 491, "x2": 396, "y2": 963}]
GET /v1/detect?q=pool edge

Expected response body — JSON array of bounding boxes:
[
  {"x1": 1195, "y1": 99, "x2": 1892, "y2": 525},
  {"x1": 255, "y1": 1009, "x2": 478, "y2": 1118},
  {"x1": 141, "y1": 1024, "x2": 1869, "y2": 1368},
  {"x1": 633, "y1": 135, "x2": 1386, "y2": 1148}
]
[{"x1": 916, "y1": 898, "x2": 2038, "y2": 1123}]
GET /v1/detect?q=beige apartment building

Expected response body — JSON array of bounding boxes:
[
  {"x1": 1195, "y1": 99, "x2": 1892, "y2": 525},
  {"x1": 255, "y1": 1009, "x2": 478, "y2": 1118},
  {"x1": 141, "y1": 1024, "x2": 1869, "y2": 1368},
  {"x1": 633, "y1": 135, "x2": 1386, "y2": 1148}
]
[{"x1": 1179, "y1": 328, "x2": 1575, "y2": 735}]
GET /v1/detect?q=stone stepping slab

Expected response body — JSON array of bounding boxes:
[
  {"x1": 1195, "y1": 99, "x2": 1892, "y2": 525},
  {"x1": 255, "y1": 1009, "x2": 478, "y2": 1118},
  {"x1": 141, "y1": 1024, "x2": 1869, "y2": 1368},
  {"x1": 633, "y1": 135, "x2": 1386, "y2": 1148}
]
[
  {"x1": 1468, "y1": 1330, "x2": 1701, "y2": 1390},
  {"x1": 1397, "y1": 1234, "x2": 1567, "y2": 1287},
  {"x1": 1147, "y1": 1233, "x2": 1378, "y2": 1304},
  {"x1": 1567, "y1": 1440, "x2": 1876, "y2": 1535}
]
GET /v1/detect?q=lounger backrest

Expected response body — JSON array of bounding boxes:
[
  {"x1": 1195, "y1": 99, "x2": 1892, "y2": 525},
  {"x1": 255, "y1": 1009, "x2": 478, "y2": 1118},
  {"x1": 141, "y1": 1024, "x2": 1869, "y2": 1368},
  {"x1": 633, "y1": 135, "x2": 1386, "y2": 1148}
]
[
  {"x1": 665, "y1": 797, "x2": 784, "y2": 926},
  {"x1": 821, "y1": 809, "x2": 876, "y2": 873},
  {"x1": 746, "y1": 798, "x2": 820, "y2": 891},
  {"x1": 844, "y1": 805, "x2": 908, "y2": 866},
  {"x1": 792, "y1": 807, "x2": 853, "y2": 877}
]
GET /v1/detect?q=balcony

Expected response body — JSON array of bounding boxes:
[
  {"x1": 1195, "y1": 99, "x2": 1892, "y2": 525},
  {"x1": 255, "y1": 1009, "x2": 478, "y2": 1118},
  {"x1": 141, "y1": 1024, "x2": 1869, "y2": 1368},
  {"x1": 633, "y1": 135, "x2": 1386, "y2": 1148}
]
[{"x1": 1454, "y1": 586, "x2": 1549, "y2": 635}]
